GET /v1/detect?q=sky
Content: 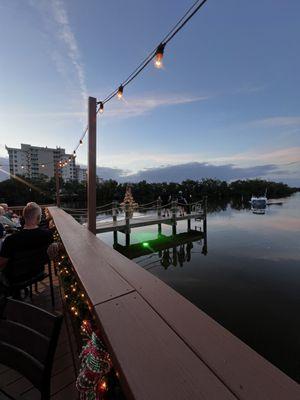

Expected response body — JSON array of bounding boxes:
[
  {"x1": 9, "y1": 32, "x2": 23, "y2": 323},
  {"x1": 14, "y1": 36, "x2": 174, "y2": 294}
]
[{"x1": 0, "y1": 0, "x2": 299, "y2": 185}]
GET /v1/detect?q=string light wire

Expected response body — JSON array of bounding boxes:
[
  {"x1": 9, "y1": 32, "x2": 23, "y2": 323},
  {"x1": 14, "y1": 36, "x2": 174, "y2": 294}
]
[{"x1": 4, "y1": 0, "x2": 209, "y2": 170}]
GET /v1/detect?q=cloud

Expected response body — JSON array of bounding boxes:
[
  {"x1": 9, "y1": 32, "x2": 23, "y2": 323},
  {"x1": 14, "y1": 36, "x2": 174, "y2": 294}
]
[
  {"x1": 102, "y1": 93, "x2": 211, "y2": 119},
  {"x1": 29, "y1": 0, "x2": 87, "y2": 109},
  {"x1": 209, "y1": 147, "x2": 300, "y2": 167},
  {"x1": 252, "y1": 116, "x2": 300, "y2": 128},
  {"x1": 50, "y1": 0, "x2": 87, "y2": 105},
  {"x1": 122, "y1": 162, "x2": 283, "y2": 183}
]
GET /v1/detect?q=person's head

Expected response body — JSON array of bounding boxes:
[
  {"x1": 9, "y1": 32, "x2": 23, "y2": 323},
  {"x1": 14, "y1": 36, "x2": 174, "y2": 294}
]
[
  {"x1": 23, "y1": 202, "x2": 42, "y2": 226},
  {"x1": 0, "y1": 203, "x2": 8, "y2": 212},
  {"x1": 0, "y1": 206, "x2": 4, "y2": 216}
]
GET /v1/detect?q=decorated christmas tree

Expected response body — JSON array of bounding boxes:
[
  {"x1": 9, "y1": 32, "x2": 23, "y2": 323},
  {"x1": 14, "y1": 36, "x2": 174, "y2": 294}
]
[{"x1": 120, "y1": 185, "x2": 138, "y2": 217}]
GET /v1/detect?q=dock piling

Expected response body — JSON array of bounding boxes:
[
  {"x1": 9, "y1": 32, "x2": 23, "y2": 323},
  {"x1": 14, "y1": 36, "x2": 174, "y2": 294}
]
[
  {"x1": 172, "y1": 200, "x2": 177, "y2": 235},
  {"x1": 157, "y1": 197, "x2": 162, "y2": 235}
]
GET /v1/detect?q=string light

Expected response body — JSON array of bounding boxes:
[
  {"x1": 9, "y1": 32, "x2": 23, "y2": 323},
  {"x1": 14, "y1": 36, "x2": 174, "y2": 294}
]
[
  {"x1": 117, "y1": 85, "x2": 123, "y2": 99},
  {"x1": 44, "y1": 0, "x2": 209, "y2": 175},
  {"x1": 155, "y1": 43, "x2": 165, "y2": 68},
  {"x1": 98, "y1": 102, "x2": 104, "y2": 113},
  {"x1": 41, "y1": 164, "x2": 45, "y2": 168}
]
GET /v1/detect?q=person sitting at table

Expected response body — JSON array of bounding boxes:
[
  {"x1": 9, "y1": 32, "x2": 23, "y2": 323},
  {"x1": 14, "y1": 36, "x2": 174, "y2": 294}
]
[
  {"x1": 0, "y1": 202, "x2": 53, "y2": 278},
  {"x1": 0, "y1": 206, "x2": 17, "y2": 229}
]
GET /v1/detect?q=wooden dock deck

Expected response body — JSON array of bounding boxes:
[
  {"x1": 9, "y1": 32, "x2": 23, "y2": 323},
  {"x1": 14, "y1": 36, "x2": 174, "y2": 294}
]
[
  {"x1": 0, "y1": 275, "x2": 78, "y2": 400},
  {"x1": 48, "y1": 206, "x2": 300, "y2": 400},
  {"x1": 95, "y1": 211, "x2": 205, "y2": 233}
]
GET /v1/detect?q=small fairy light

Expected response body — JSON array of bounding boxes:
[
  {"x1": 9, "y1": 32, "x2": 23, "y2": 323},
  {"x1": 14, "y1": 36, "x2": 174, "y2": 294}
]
[
  {"x1": 71, "y1": 306, "x2": 76, "y2": 312},
  {"x1": 79, "y1": 139, "x2": 83, "y2": 145},
  {"x1": 98, "y1": 379, "x2": 107, "y2": 392},
  {"x1": 81, "y1": 293, "x2": 85, "y2": 298},
  {"x1": 64, "y1": 294, "x2": 69, "y2": 299},
  {"x1": 99, "y1": 101, "x2": 104, "y2": 113},
  {"x1": 72, "y1": 287, "x2": 76, "y2": 292},
  {"x1": 155, "y1": 43, "x2": 165, "y2": 68},
  {"x1": 117, "y1": 85, "x2": 123, "y2": 99}
]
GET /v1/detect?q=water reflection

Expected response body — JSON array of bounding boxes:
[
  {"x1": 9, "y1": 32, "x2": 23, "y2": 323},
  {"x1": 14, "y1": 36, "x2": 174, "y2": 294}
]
[
  {"x1": 113, "y1": 229, "x2": 207, "y2": 267},
  {"x1": 100, "y1": 193, "x2": 300, "y2": 383}
]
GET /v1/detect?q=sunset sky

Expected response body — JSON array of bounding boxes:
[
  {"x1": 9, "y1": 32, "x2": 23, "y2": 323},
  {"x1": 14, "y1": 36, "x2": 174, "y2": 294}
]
[{"x1": 0, "y1": 0, "x2": 299, "y2": 185}]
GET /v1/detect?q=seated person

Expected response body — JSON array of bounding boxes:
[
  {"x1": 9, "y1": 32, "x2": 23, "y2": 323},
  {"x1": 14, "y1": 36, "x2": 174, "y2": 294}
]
[
  {"x1": 0, "y1": 206, "x2": 17, "y2": 229},
  {"x1": 0, "y1": 203, "x2": 12, "y2": 219},
  {"x1": 0, "y1": 203, "x2": 53, "y2": 284},
  {"x1": 0, "y1": 223, "x2": 4, "y2": 252}
]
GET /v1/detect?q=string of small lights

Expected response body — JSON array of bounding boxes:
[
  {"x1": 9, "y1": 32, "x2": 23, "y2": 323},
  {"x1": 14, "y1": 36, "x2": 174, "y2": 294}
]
[
  {"x1": 3, "y1": 0, "x2": 208, "y2": 173},
  {"x1": 67, "y1": 0, "x2": 209, "y2": 164}
]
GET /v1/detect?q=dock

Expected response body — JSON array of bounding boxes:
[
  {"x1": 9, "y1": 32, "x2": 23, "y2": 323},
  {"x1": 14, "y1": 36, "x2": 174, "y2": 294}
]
[{"x1": 95, "y1": 211, "x2": 205, "y2": 233}]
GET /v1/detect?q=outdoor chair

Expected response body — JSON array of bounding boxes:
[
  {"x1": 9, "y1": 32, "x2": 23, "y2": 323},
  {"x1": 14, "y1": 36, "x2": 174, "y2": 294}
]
[
  {"x1": 0, "y1": 298, "x2": 63, "y2": 400},
  {"x1": 2, "y1": 246, "x2": 55, "y2": 307}
]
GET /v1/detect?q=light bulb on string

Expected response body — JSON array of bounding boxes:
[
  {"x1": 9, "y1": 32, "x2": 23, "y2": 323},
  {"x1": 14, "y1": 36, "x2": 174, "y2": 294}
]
[
  {"x1": 79, "y1": 139, "x2": 83, "y2": 145},
  {"x1": 155, "y1": 43, "x2": 165, "y2": 68},
  {"x1": 117, "y1": 85, "x2": 123, "y2": 99},
  {"x1": 99, "y1": 102, "x2": 104, "y2": 113}
]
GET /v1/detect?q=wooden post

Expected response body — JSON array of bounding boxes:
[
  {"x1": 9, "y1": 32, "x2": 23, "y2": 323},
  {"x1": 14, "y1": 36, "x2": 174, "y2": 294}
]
[
  {"x1": 87, "y1": 97, "x2": 97, "y2": 235},
  {"x1": 112, "y1": 201, "x2": 118, "y2": 246},
  {"x1": 203, "y1": 196, "x2": 207, "y2": 233},
  {"x1": 172, "y1": 200, "x2": 177, "y2": 235},
  {"x1": 55, "y1": 164, "x2": 61, "y2": 207},
  {"x1": 157, "y1": 197, "x2": 162, "y2": 235},
  {"x1": 187, "y1": 203, "x2": 191, "y2": 231},
  {"x1": 112, "y1": 201, "x2": 117, "y2": 224},
  {"x1": 125, "y1": 203, "x2": 131, "y2": 246},
  {"x1": 202, "y1": 195, "x2": 208, "y2": 255}
]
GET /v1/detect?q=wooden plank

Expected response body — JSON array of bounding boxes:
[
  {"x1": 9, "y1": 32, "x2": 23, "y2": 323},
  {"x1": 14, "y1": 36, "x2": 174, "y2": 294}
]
[
  {"x1": 94, "y1": 237, "x2": 300, "y2": 400},
  {"x1": 49, "y1": 207, "x2": 134, "y2": 306},
  {"x1": 95, "y1": 292, "x2": 237, "y2": 400}
]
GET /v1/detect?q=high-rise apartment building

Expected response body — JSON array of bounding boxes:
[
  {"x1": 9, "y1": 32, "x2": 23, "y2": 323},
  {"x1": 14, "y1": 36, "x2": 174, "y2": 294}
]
[
  {"x1": 75, "y1": 166, "x2": 87, "y2": 183},
  {"x1": 6, "y1": 144, "x2": 77, "y2": 182}
]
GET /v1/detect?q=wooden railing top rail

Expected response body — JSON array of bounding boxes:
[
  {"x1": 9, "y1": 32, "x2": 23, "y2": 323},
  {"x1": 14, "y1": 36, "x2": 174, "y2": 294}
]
[{"x1": 49, "y1": 206, "x2": 300, "y2": 400}]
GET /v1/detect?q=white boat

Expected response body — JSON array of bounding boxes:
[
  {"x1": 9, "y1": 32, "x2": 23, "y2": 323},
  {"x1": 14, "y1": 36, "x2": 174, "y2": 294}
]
[
  {"x1": 250, "y1": 196, "x2": 267, "y2": 208},
  {"x1": 250, "y1": 189, "x2": 267, "y2": 209}
]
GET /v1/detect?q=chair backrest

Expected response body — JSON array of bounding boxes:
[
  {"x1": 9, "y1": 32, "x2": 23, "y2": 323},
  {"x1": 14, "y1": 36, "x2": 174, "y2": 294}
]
[
  {"x1": 5, "y1": 246, "x2": 50, "y2": 284},
  {"x1": 0, "y1": 299, "x2": 63, "y2": 396}
]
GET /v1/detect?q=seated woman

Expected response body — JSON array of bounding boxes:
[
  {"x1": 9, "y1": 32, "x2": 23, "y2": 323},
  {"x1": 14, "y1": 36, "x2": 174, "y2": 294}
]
[
  {"x1": 0, "y1": 203, "x2": 53, "y2": 286},
  {"x1": 0, "y1": 206, "x2": 18, "y2": 230}
]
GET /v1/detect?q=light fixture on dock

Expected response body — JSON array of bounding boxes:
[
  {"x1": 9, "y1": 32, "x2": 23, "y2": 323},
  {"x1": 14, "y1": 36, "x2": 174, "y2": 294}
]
[
  {"x1": 155, "y1": 43, "x2": 165, "y2": 68},
  {"x1": 117, "y1": 85, "x2": 123, "y2": 99}
]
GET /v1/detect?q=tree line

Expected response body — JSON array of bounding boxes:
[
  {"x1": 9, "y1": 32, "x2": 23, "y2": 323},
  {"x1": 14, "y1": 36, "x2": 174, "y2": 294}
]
[{"x1": 0, "y1": 176, "x2": 298, "y2": 207}]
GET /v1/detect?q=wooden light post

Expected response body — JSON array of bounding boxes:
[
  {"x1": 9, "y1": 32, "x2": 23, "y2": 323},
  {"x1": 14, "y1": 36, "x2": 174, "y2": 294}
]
[{"x1": 87, "y1": 96, "x2": 97, "y2": 234}]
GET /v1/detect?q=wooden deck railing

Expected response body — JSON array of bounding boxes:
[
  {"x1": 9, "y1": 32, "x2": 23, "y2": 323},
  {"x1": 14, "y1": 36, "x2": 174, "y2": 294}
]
[{"x1": 48, "y1": 206, "x2": 300, "y2": 400}]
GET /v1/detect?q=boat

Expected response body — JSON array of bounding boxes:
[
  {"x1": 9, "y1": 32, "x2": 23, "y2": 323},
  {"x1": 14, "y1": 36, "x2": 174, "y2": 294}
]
[{"x1": 250, "y1": 189, "x2": 267, "y2": 208}]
